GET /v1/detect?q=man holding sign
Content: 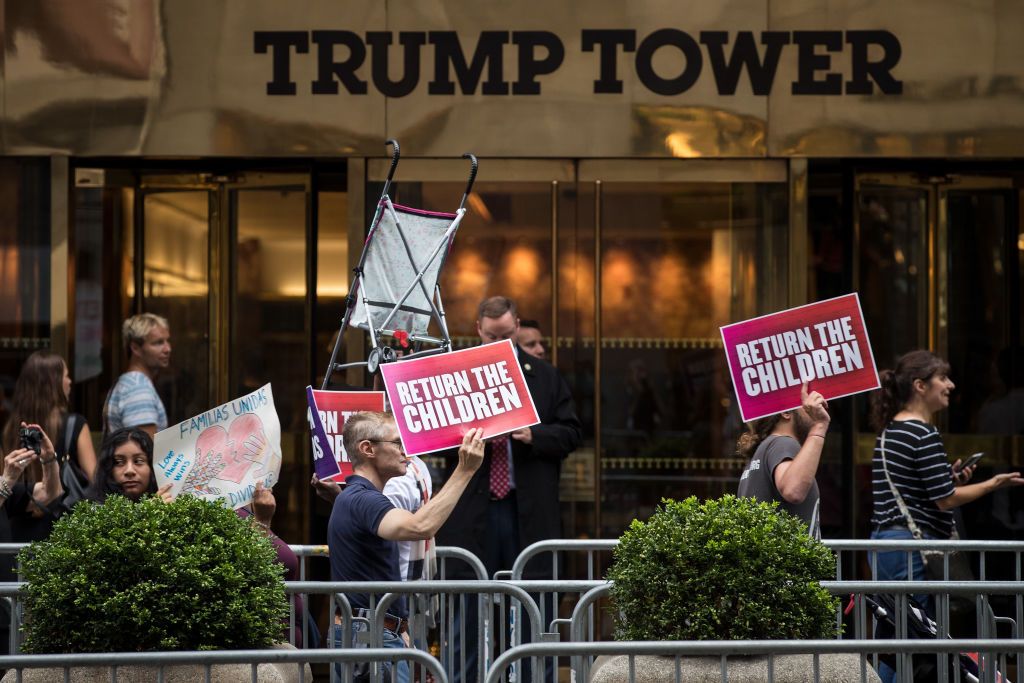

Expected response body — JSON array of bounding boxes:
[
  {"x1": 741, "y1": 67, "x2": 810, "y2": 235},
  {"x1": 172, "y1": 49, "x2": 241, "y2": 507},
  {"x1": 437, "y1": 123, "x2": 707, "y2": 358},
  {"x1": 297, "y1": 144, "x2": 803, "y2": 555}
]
[
  {"x1": 327, "y1": 411, "x2": 485, "y2": 683},
  {"x1": 437, "y1": 296, "x2": 582, "y2": 683},
  {"x1": 736, "y1": 383, "x2": 831, "y2": 535},
  {"x1": 437, "y1": 297, "x2": 582, "y2": 578}
]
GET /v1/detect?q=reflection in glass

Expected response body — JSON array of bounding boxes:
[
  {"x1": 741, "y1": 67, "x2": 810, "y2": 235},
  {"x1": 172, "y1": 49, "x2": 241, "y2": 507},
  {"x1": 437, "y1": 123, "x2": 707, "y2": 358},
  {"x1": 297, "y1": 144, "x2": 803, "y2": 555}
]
[
  {"x1": 316, "y1": 188, "x2": 350, "y2": 386},
  {"x1": 232, "y1": 186, "x2": 308, "y2": 545},
  {"x1": 142, "y1": 191, "x2": 209, "y2": 425},
  {"x1": 596, "y1": 182, "x2": 788, "y2": 536},
  {"x1": 944, "y1": 189, "x2": 1024, "y2": 548},
  {"x1": 947, "y1": 191, "x2": 1013, "y2": 434},
  {"x1": 0, "y1": 160, "x2": 51, "y2": 436},
  {"x1": 856, "y1": 187, "x2": 927, "y2": 370}
]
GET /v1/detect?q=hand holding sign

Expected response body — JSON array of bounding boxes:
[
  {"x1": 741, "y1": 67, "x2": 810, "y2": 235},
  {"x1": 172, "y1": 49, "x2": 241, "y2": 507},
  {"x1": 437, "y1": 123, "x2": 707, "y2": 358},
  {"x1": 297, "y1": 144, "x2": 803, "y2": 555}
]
[
  {"x1": 721, "y1": 293, "x2": 879, "y2": 422},
  {"x1": 381, "y1": 340, "x2": 540, "y2": 456},
  {"x1": 800, "y1": 383, "x2": 831, "y2": 425},
  {"x1": 458, "y1": 428, "x2": 486, "y2": 472}
]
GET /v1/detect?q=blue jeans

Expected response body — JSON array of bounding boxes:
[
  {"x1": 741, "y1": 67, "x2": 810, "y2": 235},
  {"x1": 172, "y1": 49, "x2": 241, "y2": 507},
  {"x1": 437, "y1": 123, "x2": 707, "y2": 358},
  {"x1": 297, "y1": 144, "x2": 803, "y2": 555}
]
[
  {"x1": 870, "y1": 527, "x2": 933, "y2": 613},
  {"x1": 333, "y1": 621, "x2": 409, "y2": 683},
  {"x1": 870, "y1": 527, "x2": 933, "y2": 683}
]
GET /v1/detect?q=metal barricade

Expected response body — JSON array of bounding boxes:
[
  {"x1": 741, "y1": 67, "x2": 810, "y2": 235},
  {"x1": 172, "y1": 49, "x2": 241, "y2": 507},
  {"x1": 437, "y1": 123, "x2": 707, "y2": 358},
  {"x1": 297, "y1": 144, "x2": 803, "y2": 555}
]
[
  {"x1": 511, "y1": 539, "x2": 1024, "y2": 644},
  {"x1": 0, "y1": 647, "x2": 448, "y2": 683},
  {"x1": 488, "y1": 639, "x2": 1023, "y2": 683},
  {"x1": 283, "y1": 544, "x2": 488, "y2": 656},
  {"x1": 290, "y1": 580, "x2": 545, "y2": 683},
  {"x1": 511, "y1": 538, "x2": 1024, "y2": 582},
  {"x1": 827, "y1": 539, "x2": 1024, "y2": 581},
  {"x1": 568, "y1": 581, "x2": 1024, "y2": 683}
]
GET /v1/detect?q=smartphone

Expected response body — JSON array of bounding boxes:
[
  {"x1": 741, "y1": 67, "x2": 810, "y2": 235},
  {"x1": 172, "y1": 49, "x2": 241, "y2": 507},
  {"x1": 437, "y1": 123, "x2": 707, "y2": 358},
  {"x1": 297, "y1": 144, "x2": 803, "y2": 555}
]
[{"x1": 954, "y1": 452, "x2": 984, "y2": 473}]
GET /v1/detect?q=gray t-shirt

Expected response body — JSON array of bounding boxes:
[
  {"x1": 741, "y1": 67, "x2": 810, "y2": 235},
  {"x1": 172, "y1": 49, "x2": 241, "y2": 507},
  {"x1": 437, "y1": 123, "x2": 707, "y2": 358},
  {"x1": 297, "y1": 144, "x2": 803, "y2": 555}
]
[{"x1": 737, "y1": 435, "x2": 820, "y2": 530}]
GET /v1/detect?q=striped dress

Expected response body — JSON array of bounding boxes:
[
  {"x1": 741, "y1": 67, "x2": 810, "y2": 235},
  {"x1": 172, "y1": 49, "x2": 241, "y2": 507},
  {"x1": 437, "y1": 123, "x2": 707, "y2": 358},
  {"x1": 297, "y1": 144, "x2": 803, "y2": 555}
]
[{"x1": 871, "y1": 419, "x2": 955, "y2": 539}]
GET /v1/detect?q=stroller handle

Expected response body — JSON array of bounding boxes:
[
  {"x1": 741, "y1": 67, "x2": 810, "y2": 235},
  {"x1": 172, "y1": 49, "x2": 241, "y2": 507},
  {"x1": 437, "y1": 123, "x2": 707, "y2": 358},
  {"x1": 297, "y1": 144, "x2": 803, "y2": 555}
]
[
  {"x1": 460, "y1": 153, "x2": 479, "y2": 210},
  {"x1": 385, "y1": 139, "x2": 401, "y2": 185}
]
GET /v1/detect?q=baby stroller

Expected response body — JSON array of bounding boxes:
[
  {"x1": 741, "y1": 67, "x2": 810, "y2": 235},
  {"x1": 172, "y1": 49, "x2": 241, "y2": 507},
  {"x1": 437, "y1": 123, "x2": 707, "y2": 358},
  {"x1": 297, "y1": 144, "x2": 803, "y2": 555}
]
[
  {"x1": 322, "y1": 140, "x2": 478, "y2": 388},
  {"x1": 859, "y1": 593, "x2": 1006, "y2": 683}
]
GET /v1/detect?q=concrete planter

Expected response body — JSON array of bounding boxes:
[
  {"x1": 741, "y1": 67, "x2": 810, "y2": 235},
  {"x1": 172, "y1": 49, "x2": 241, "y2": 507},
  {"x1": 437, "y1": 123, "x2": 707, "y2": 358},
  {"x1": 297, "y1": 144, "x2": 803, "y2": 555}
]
[
  {"x1": 0, "y1": 644, "x2": 313, "y2": 683},
  {"x1": 590, "y1": 653, "x2": 882, "y2": 683}
]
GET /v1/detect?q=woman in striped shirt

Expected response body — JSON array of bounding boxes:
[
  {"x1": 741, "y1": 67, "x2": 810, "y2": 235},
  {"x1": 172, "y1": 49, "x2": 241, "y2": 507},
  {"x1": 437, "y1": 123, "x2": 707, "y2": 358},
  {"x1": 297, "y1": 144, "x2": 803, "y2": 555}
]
[{"x1": 869, "y1": 350, "x2": 1024, "y2": 600}]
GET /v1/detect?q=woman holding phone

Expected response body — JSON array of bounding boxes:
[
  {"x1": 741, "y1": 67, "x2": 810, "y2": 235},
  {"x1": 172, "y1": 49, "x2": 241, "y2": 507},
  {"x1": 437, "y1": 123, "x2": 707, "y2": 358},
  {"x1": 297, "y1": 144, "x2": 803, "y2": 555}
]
[
  {"x1": 870, "y1": 350, "x2": 1024, "y2": 683},
  {"x1": 870, "y1": 350, "x2": 1024, "y2": 592}
]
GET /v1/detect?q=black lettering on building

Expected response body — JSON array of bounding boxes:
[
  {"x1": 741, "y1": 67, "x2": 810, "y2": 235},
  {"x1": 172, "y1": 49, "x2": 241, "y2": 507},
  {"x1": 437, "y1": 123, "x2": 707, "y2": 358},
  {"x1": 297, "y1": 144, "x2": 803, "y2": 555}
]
[
  {"x1": 252, "y1": 28, "x2": 903, "y2": 98},
  {"x1": 428, "y1": 31, "x2": 510, "y2": 95},
  {"x1": 312, "y1": 31, "x2": 368, "y2": 94},
  {"x1": 635, "y1": 29, "x2": 703, "y2": 96},
  {"x1": 845, "y1": 30, "x2": 903, "y2": 95},
  {"x1": 512, "y1": 31, "x2": 565, "y2": 95},
  {"x1": 581, "y1": 30, "x2": 637, "y2": 94},
  {"x1": 367, "y1": 32, "x2": 425, "y2": 98},
  {"x1": 254, "y1": 31, "x2": 309, "y2": 96},
  {"x1": 700, "y1": 31, "x2": 790, "y2": 96},
  {"x1": 791, "y1": 31, "x2": 843, "y2": 95}
]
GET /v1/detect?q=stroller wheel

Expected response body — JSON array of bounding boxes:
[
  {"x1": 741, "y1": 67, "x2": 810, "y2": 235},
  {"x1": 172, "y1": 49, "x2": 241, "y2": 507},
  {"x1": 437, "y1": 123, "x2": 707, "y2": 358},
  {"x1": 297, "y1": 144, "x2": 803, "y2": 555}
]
[{"x1": 367, "y1": 346, "x2": 397, "y2": 374}]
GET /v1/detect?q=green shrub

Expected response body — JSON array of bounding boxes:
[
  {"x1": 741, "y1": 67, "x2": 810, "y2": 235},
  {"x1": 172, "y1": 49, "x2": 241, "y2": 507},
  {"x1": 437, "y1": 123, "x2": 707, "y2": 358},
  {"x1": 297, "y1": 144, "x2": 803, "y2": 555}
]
[
  {"x1": 18, "y1": 495, "x2": 288, "y2": 653},
  {"x1": 607, "y1": 495, "x2": 839, "y2": 641}
]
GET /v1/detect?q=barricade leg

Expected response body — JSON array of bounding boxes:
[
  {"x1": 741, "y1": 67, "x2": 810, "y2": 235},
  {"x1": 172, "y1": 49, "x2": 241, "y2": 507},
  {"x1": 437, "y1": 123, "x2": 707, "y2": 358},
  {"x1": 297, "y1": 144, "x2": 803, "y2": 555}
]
[
  {"x1": 518, "y1": 592, "x2": 556, "y2": 683},
  {"x1": 447, "y1": 593, "x2": 483, "y2": 683}
]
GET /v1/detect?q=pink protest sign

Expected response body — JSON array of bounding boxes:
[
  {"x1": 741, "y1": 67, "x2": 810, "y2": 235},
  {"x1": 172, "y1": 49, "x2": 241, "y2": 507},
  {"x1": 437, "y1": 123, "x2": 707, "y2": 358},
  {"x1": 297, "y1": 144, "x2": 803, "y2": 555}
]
[
  {"x1": 306, "y1": 389, "x2": 386, "y2": 481},
  {"x1": 720, "y1": 293, "x2": 880, "y2": 423},
  {"x1": 380, "y1": 340, "x2": 540, "y2": 456}
]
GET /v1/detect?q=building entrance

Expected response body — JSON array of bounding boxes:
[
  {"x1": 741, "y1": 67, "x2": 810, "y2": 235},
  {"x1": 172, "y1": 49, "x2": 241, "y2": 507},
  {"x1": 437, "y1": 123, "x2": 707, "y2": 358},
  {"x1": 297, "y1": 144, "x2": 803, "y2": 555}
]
[
  {"x1": 71, "y1": 167, "x2": 319, "y2": 544},
  {"x1": 366, "y1": 157, "x2": 794, "y2": 540},
  {"x1": 851, "y1": 172, "x2": 1024, "y2": 539}
]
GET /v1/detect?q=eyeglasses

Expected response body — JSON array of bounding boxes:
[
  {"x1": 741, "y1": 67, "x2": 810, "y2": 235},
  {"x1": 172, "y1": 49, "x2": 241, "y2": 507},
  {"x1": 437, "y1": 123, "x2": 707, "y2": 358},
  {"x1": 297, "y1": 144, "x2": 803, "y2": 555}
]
[{"x1": 369, "y1": 439, "x2": 404, "y2": 450}]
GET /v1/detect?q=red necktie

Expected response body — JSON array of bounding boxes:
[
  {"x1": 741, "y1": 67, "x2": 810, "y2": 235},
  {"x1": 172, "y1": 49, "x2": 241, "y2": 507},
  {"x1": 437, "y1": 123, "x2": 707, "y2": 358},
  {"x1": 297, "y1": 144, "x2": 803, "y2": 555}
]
[{"x1": 489, "y1": 438, "x2": 511, "y2": 500}]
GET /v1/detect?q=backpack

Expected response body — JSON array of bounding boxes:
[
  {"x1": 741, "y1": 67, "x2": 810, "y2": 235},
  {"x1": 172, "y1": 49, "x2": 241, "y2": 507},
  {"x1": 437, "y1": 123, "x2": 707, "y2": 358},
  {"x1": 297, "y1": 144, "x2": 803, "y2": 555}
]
[{"x1": 58, "y1": 414, "x2": 90, "y2": 512}]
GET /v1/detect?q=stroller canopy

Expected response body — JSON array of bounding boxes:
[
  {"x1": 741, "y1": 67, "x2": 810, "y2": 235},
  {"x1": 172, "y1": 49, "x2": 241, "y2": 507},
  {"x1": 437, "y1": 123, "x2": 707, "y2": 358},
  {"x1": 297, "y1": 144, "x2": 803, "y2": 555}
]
[{"x1": 349, "y1": 201, "x2": 458, "y2": 339}]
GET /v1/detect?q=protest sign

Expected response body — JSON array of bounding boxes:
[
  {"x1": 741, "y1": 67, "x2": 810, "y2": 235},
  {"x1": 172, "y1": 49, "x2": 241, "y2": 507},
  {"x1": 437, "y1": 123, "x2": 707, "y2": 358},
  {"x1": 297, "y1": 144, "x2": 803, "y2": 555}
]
[
  {"x1": 154, "y1": 383, "x2": 282, "y2": 509},
  {"x1": 720, "y1": 293, "x2": 879, "y2": 423},
  {"x1": 380, "y1": 339, "x2": 540, "y2": 456},
  {"x1": 306, "y1": 388, "x2": 387, "y2": 481}
]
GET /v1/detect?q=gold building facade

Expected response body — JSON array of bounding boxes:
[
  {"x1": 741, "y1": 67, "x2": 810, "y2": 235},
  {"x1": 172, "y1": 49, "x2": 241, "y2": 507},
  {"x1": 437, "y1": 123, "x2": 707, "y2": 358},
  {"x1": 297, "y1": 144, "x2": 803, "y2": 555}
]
[{"x1": 1, "y1": 0, "x2": 1022, "y2": 545}]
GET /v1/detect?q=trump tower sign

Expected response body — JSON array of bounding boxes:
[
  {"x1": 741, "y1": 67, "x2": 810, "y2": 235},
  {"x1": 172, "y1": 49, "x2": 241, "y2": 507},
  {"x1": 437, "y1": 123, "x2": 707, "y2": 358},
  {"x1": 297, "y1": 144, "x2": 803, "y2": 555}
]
[
  {"x1": 720, "y1": 293, "x2": 880, "y2": 423},
  {"x1": 380, "y1": 340, "x2": 540, "y2": 456}
]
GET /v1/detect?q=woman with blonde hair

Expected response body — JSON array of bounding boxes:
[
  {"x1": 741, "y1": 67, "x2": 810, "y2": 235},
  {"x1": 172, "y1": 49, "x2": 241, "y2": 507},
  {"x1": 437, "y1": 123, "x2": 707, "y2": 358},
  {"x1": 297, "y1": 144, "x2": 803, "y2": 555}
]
[{"x1": 1, "y1": 351, "x2": 96, "y2": 540}]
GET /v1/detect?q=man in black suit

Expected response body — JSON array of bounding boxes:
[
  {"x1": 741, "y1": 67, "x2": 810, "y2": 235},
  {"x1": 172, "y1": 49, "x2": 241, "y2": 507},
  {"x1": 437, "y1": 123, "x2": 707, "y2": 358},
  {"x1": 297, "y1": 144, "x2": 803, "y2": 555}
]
[{"x1": 437, "y1": 296, "x2": 582, "y2": 682}]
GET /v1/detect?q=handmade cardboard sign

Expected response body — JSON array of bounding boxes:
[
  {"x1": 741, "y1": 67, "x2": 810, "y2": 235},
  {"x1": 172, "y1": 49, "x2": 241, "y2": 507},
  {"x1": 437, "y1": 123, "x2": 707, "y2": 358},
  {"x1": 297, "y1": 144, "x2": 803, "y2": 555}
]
[
  {"x1": 720, "y1": 293, "x2": 880, "y2": 423},
  {"x1": 154, "y1": 383, "x2": 283, "y2": 509},
  {"x1": 306, "y1": 388, "x2": 387, "y2": 481},
  {"x1": 380, "y1": 339, "x2": 540, "y2": 456}
]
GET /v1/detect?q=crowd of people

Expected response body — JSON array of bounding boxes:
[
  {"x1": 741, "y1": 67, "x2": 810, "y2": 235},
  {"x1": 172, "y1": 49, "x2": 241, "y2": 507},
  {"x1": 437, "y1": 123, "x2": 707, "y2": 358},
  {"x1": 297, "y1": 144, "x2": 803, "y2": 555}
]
[
  {"x1": 0, "y1": 313, "x2": 177, "y2": 549},
  {"x1": 0, "y1": 312, "x2": 311, "y2": 649},
  {"x1": 1, "y1": 294, "x2": 1021, "y2": 682}
]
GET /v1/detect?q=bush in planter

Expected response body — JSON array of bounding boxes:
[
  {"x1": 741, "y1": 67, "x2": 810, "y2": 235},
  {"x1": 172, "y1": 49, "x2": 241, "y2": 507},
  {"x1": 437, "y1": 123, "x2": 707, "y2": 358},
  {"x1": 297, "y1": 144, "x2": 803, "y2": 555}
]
[
  {"x1": 607, "y1": 495, "x2": 839, "y2": 641},
  {"x1": 18, "y1": 495, "x2": 288, "y2": 653}
]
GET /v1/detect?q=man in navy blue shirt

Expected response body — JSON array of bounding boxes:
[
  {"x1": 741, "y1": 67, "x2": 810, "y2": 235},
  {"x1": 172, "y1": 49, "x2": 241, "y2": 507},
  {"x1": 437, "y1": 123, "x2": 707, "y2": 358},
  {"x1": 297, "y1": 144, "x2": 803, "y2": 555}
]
[{"x1": 328, "y1": 411, "x2": 484, "y2": 683}]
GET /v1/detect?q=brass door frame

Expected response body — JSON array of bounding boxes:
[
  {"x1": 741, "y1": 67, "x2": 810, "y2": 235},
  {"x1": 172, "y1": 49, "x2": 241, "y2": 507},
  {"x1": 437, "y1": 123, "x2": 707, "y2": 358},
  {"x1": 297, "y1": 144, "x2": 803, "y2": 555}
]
[
  {"x1": 854, "y1": 173, "x2": 1013, "y2": 357},
  {"x1": 581, "y1": 158, "x2": 787, "y2": 535},
  {"x1": 365, "y1": 157, "x2": 792, "y2": 535},
  {"x1": 137, "y1": 173, "x2": 310, "y2": 405}
]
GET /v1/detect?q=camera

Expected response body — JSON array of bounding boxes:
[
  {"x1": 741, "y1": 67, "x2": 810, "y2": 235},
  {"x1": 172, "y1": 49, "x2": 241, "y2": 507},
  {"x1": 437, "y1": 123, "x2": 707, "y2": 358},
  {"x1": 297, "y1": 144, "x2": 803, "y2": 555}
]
[{"x1": 19, "y1": 427, "x2": 43, "y2": 455}]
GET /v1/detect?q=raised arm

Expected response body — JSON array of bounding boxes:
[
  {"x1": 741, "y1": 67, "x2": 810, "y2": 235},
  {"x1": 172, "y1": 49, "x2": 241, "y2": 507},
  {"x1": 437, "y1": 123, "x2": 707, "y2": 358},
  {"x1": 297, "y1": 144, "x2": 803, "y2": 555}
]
[
  {"x1": 29, "y1": 424, "x2": 63, "y2": 505},
  {"x1": 377, "y1": 429, "x2": 484, "y2": 541},
  {"x1": 774, "y1": 384, "x2": 830, "y2": 504}
]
